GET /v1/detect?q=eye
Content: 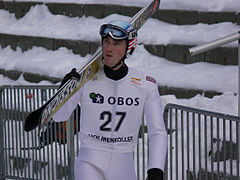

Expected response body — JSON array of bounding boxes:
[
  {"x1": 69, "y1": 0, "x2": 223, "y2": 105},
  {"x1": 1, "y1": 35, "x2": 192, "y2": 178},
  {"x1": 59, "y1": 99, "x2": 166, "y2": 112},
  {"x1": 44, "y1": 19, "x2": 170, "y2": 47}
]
[
  {"x1": 103, "y1": 38, "x2": 109, "y2": 44},
  {"x1": 114, "y1": 41, "x2": 121, "y2": 46}
]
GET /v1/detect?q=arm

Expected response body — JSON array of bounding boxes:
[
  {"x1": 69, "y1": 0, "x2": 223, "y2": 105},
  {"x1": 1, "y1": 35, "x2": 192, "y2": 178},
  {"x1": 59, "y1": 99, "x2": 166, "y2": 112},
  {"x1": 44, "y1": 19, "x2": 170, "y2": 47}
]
[
  {"x1": 144, "y1": 78, "x2": 168, "y2": 179},
  {"x1": 52, "y1": 68, "x2": 81, "y2": 122},
  {"x1": 52, "y1": 91, "x2": 81, "y2": 122}
]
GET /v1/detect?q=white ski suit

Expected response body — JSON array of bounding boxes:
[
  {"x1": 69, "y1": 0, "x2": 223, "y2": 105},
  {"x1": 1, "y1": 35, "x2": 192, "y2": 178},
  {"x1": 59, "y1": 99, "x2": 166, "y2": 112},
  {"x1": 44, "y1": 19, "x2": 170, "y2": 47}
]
[{"x1": 53, "y1": 67, "x2": 168, "y2": 180}]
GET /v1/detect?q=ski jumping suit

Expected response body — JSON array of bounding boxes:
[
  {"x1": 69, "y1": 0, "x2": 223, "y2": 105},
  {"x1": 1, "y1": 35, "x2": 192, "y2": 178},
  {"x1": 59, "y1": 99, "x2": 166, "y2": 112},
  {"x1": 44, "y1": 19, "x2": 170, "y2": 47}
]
[{"x1": 53, "y1": 67, "x2": 168, "y2": 180}]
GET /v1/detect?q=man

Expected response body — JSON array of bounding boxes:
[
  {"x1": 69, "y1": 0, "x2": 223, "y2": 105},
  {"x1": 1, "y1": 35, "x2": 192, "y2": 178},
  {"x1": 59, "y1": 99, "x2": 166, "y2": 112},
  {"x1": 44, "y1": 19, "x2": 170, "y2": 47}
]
[{"x1": 53, "y1": 20, "x2": 168, "y2": 180}]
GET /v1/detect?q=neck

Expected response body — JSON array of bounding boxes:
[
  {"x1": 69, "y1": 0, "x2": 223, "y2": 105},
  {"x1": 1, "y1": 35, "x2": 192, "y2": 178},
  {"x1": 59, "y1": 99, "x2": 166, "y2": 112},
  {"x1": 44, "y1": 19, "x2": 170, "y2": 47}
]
[{"x1": 104, "y1": 64, "x2": 128, "y2": 81}]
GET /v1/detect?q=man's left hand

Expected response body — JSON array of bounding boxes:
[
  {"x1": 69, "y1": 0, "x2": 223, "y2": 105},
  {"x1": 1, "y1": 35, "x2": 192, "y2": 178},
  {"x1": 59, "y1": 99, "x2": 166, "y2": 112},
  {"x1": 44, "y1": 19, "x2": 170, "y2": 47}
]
[{"x1": 146, "y1": 168, "x2": 164, "y2": 180}]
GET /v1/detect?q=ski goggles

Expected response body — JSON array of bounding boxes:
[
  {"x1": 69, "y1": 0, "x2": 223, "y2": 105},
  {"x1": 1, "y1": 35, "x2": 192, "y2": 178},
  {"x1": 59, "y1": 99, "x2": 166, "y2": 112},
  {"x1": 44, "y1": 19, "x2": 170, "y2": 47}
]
[{"x1": 99, "y1": 24, "x2": 129, "y2": 40}]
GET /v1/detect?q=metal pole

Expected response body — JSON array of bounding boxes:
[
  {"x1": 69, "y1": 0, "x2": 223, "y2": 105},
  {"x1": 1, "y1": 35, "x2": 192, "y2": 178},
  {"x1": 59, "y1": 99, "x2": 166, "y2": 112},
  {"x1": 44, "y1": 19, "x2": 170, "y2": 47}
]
[
  {"x1": 189, "y1": 32, "x2": 240, "y2": 56},
  {"x1": 238, "y1": 37, "x2": 240, "y2": 117},
  {"x1": 238, "y1": 36, "x2": 240, "y2": 169},
  {"x1": 0, "y1": 87, "x2": 6, "y2": 180},
  {"x1": 188, "y1": 32, "x2": 240, "y2": 117},
  {"x1": 67, "y1": 114, "x2": 75, "y2": 180}
]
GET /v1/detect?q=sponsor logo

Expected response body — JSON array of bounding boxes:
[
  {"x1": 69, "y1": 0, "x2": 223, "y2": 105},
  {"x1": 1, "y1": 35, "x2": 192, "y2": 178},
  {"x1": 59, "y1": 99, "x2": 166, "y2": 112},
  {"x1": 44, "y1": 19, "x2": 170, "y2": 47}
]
[
  {"x1": 88, "y1": 134, "x2": 134, "y2": 143},
  {"x1": 146, "y1": 76, "x2": 156, "y2": 84},
  {"x1": 89, "y1": 92, "x2": 104, "y2": 104},
  {"x1": 130, "y1": 77, "x2": 142, "y2": 86},
  {"x1": 89, "y1": 93, "x2": 140, "y2": 106},
  {"x1": 131, "y1": 77, "x2": 141, "y2": 81},
  {"x1": 108, "y1": 96, "x2": 139, "y2": 106}
]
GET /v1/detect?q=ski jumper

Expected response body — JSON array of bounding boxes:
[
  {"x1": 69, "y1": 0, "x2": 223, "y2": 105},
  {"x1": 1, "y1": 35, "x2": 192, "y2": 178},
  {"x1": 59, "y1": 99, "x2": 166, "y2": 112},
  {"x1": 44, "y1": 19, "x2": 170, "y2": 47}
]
[{"x1": 53, "y1": 67, "x2": 168, "y2": 180}]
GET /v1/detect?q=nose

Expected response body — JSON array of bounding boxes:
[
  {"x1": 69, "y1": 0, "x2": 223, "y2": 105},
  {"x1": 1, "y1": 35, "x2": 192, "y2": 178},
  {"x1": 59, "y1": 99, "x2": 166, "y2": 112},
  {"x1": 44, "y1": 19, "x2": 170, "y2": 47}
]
[{"x1": 105, "y1": 42, "x2": 113, "y2": 52}]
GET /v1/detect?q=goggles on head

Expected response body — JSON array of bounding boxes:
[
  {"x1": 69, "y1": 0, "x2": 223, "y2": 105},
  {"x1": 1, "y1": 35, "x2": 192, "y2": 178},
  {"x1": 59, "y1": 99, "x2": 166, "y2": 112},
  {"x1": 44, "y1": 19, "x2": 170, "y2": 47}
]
[{"x1": 99, "y1": 24, "x2": 129, "y2": 40}]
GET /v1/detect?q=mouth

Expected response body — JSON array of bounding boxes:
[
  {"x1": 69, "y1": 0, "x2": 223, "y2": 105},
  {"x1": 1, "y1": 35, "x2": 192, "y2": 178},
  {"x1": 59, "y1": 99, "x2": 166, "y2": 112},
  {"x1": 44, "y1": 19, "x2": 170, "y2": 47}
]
[
  {"x1": 104, "y1": 54, "x2": 113, "y2": 62},
  {"x1": 106, "y1": 54, "x2": 112, "y2": 58}
]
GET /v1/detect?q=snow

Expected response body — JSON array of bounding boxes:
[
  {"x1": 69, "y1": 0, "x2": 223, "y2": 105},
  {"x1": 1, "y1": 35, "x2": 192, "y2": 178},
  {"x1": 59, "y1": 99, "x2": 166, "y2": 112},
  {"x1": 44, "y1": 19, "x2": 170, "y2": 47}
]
[
  {"x1": 0, "y1": 5, "x2": 239, "y2": 46},
  {"x1": 0, "y1": 1, "x2": 238, "y2": 116},
  {"x1": 3, "y1": 0, "x2": 240, "y2": 12}
]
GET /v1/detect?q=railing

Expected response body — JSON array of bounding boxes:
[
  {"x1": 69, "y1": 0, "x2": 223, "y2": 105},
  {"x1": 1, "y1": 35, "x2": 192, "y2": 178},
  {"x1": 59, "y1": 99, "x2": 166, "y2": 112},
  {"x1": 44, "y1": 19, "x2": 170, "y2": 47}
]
[
  {"x1": 1, "y1": 85, "x2": 239, "y2": 180},
  {"x1": 0, "y1": 85, "x2": 148, "y2": 180},
  {"x1": 164, "y1": 103, "x2": 240, "y2": 180}
]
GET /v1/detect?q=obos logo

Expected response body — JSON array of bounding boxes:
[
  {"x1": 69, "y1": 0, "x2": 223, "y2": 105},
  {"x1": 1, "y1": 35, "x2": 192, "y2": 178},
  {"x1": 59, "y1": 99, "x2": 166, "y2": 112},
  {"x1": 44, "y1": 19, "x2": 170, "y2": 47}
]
[
  {"x1": 89, "y1": 92, "x2": 104, "y2": 104},
  {"x1": 89, "y1": 92, "x2": 140, "y2": 106}
]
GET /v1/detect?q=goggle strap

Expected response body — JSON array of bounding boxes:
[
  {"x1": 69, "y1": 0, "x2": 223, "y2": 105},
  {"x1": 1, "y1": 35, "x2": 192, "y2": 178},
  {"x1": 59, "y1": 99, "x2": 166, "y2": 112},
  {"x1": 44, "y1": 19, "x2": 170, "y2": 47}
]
[{"x1": 128, "y1": 38, "x2": 138, "y2": 50}]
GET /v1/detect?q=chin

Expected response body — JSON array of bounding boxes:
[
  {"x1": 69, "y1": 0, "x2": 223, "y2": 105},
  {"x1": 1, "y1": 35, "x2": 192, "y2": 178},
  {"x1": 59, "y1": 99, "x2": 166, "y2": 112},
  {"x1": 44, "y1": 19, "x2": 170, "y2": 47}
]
[
  {"x1": 105, "y1": 64, "x2": 114, "y2": 68},
  {"x1": 104, "y1": 60, "x2": 113, "y2": 67}
]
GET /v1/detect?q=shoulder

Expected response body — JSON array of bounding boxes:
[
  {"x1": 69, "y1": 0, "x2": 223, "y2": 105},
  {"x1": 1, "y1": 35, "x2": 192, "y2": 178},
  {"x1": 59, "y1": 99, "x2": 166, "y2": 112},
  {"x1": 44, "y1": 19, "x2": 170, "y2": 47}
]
[
  {"x1": 87, "y1": 67, "x2": 106, "y2": 83},
  {"x1": 127, "y1": 67, "x2": 158, "y2": 97}
]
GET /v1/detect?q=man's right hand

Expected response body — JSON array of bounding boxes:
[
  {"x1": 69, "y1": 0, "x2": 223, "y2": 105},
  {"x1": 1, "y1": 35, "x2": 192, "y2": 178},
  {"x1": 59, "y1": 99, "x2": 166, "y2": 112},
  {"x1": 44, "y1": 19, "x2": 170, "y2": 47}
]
[{"x1": 59, "y1": 68, "x2": 80, "y2": 88}]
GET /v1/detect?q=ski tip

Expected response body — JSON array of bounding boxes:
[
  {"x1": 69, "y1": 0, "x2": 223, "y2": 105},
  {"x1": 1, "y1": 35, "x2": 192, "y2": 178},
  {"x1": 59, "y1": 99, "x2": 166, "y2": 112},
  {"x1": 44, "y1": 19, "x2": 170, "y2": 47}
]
[
  {"x1": 24, "y1": 117, "x2": 39, "y2": 132},
  {"x1": 24, "y1": 109, "x2": 42, "y2": 132}
]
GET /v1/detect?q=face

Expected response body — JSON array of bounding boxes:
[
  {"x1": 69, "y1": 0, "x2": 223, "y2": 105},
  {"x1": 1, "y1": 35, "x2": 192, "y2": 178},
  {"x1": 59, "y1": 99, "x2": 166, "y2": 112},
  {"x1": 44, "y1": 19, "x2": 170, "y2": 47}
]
[{"x1": 102, "y1": 36, "x2": 127, "y2": 69}]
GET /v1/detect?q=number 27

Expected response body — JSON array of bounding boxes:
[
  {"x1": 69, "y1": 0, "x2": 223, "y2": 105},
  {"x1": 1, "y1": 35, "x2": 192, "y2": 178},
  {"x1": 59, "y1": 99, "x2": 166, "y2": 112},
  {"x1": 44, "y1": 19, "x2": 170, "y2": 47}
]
[{"x1": 99, "y1": 111, "x2": 126, "y2": 132}]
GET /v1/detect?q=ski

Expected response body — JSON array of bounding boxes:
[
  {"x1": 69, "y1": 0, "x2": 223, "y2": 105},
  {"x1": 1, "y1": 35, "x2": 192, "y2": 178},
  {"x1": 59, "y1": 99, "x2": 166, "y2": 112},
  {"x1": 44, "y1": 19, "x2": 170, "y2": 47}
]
[{"x1": 24, "y1": 0, "x2": 161, "y2": 133}]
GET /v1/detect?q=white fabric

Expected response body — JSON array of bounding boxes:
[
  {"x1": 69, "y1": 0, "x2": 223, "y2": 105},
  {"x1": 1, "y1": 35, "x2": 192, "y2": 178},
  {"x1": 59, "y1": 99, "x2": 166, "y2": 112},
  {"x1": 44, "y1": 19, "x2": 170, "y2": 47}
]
[
  {"x1": 53, "y1": 67, "x2": 168, "y2": 177},
  {"x1": 74, "y1": 147, "x2": 137, "y2": 180}
]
